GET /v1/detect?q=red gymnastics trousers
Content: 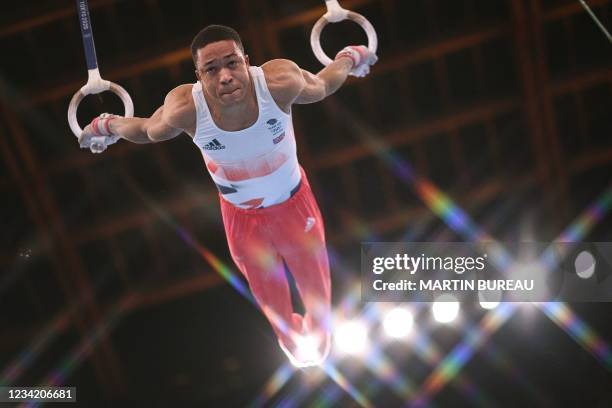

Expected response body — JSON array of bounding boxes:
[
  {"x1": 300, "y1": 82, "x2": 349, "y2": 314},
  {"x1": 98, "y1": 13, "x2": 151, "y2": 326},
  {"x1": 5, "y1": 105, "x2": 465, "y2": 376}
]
[{"x1": 219, "y1": 167, "x2": 332, "y2": 362}]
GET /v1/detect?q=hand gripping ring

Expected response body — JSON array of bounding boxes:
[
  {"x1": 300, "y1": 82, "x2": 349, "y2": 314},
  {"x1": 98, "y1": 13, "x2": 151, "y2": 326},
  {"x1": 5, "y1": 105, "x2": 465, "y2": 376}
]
[
  {"x1": 67, "y1": 79, "x2": 134, "y2": 138},
  {"x1": 310, "y1": 1, "x2": 378, "y2": 66}
]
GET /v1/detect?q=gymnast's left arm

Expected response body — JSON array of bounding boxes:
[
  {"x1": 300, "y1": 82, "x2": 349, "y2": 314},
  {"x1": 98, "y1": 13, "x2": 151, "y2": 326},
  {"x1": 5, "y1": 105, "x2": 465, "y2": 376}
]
[
  {"x1": 294, "y1": 59, "x2": 352, "y2": 104},
  {"x1": 264, "y1": 46, "x2": 377, "y2": 107},
  {"x1": 296, "y1": 45, "x2": 378, "y2": 104}
]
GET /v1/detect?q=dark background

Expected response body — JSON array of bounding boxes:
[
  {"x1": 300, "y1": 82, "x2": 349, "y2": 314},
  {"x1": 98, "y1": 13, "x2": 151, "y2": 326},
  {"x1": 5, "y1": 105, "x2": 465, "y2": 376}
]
[{"x1": 0, "y1": 0, "x2": 611, "y2": 406}]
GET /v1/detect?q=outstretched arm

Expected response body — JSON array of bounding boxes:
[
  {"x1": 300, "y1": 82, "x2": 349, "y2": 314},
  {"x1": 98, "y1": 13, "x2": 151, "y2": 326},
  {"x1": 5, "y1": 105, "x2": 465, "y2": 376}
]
[
  {"x1": 263, "y1": 46, "x2": 377, "y2": 109},
  {"x1": 100, "y1": 105, "x2": 179, "y2": 144},
  {"x1": 294, "y1": 58, "x2": 354, "y2": 104},
  {"x1": 80, "y1": 85, "x2": 193, "y2": 147},
  {"x1": 121, "y1": 107, "x2": 180, "y2": 143}
]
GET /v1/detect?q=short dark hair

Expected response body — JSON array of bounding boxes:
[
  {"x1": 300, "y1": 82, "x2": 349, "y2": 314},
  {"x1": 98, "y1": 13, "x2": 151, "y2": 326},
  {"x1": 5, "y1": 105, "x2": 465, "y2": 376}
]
[{"x1": 191, "y1": 25, "x2": 244, "y2": 66}]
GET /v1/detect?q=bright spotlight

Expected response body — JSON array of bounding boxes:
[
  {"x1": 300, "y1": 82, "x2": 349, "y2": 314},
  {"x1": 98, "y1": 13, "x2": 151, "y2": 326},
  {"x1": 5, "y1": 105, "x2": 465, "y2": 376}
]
[
  {"x1": 383, "y1": 307, "x2": 414, "y2": 338},
  {"x1": 575, "y1": 250, "x2": 596, "y2": 279},
  {"x1": 432, "y1": 294, "x2": 460, "y2": 323},
  {"x1": 478, "y1": 289, "x2": 501, "y2": 310},
  {"x1": 479, "y1": 301, "x2": 499, "y2": 310},
  {"x1": 334, "y1": 320, "x2": 368, "y2": 355}
]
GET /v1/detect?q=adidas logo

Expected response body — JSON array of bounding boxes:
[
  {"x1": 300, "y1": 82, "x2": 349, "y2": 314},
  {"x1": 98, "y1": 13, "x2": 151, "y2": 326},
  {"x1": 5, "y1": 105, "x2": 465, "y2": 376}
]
[{"x1": 203, "y1": 139, "x2": 226, "y2": 151}]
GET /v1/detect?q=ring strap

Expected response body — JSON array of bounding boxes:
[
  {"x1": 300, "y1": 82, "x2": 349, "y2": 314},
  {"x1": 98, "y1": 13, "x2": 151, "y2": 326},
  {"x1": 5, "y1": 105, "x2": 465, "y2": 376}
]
[{"x1": 68, "y1": 0, "x2": 134, "y2": 139}]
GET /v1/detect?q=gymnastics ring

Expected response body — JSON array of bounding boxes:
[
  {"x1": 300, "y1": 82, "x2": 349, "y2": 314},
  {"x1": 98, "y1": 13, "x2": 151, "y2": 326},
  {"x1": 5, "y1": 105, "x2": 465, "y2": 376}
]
[
  {"x1": 68, "y1": 0, "x2": 133, "y2": 140},
  {"x1": 68, "y1": 73, "x2": 133, "y2": 138},
  {"x1": 310, "y1": 0, "x2": 378, "y2": 66}
]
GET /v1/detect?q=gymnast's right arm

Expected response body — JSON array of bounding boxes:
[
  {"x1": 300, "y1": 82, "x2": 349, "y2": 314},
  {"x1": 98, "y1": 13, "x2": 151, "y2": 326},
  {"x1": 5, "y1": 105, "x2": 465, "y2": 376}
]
[{"x1": 82, "y1": 85, "x2": 193, "y2": 145}]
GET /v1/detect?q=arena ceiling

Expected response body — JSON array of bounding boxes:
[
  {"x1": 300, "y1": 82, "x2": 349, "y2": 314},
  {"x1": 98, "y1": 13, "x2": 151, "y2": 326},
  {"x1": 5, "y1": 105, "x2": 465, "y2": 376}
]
[{"x1": 0, "y1": 0, "x2": 611, "y2": 406}]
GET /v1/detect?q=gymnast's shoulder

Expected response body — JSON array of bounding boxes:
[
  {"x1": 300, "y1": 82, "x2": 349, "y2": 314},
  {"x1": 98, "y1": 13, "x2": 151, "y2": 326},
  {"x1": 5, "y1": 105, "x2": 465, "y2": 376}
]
[
  {"x1": 261, "y1": 59, "x2": 302, "y2": 84},
  {"x1": 261, "y1": 59, "x2": 304, "y2": 107},
  {"x1": 162, "y1": 84, "x2": 196, "y2": 130}
]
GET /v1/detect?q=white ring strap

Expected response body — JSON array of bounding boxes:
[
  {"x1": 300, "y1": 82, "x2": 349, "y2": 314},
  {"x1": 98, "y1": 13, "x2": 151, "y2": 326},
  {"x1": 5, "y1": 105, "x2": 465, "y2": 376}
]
[{"x1": 310, "y1": 0, "x2": 378, "y2": 66}]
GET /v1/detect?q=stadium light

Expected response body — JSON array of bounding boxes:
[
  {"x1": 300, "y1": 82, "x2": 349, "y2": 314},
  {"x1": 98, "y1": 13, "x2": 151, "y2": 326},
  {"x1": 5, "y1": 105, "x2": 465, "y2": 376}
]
[
  {"x1": 432, "y1": 294, "x2": 460, "y2": 323},
  {"x1": 383, "y1": 307, "x2": 414, "y2": 338},
  {"x1": 334, "y1": 320, "x2": 368, "y2": 355}
]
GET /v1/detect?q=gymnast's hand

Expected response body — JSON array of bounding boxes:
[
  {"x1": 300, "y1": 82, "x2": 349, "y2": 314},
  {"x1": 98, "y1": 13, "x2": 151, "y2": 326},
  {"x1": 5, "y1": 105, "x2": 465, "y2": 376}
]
[
  {"x1": 79, "y1": 113, "x2": 122, "y2": 154},
  {"x1": 335, "y1": 45, "x2": 378, "y2": 78}
]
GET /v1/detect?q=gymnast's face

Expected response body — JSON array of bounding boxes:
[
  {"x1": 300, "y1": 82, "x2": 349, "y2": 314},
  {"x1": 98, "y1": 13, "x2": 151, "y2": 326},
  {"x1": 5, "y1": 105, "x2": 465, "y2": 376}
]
[{"x1": 195, "y1": 40, "x2": 251, "y2": 107}]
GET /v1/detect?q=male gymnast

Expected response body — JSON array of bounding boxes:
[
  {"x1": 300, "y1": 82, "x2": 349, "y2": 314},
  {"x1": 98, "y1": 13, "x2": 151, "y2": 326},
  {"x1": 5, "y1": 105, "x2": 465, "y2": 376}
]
[{"x1": 79, "y1": 24, "x2": 377, "y2": 367}]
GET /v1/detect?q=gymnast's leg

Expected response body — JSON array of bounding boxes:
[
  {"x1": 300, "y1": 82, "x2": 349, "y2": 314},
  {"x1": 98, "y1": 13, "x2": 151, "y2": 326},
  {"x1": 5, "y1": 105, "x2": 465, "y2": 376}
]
[
  {"x1": 270, "y1": 170, "x2": 332, "y2": 363},
  {"x1": 219, "y1": 196, "x2": 301, "y2": 357}
]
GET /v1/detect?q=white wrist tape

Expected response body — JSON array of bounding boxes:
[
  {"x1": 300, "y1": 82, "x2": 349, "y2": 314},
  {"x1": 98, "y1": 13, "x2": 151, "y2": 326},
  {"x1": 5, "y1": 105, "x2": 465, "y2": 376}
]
[
  {"x1": 334, "y1": 45, "x2": 377, "y2": 77},
  {"x1": 90, "y1": 113, "x2": 118, "y2": 137}
]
